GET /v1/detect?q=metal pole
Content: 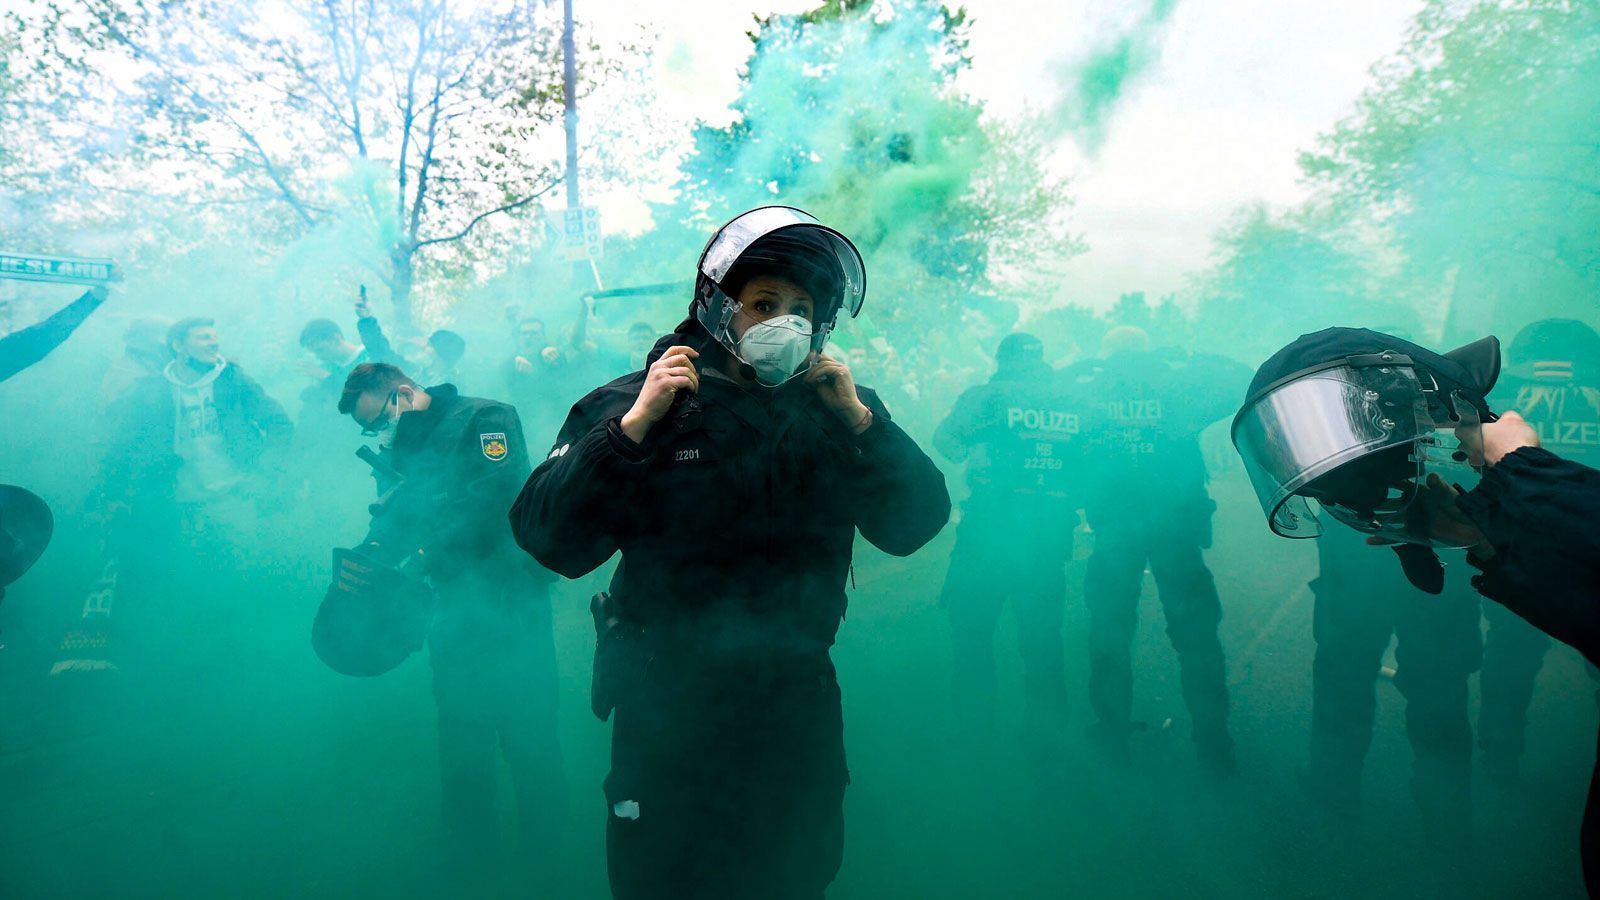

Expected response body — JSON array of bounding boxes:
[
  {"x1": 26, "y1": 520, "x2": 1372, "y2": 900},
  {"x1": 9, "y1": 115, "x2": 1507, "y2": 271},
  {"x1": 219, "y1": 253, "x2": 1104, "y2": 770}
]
[
  {"x1": 562, "y1": 0, "x2": 579, "y2": 209},
  {"x1": 562, "y1": 0, "x2": 597, "y2": 291}
]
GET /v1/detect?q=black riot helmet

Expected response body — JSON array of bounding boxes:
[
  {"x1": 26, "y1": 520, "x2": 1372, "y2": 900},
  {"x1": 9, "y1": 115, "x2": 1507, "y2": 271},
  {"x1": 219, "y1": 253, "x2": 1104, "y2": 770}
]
[
  {"x1": 995, "y1": 332, "x2": 1046, "y2": 376},
  {"x1": 1232, "y1": 327, "x2": 1501, "y2": 549},
  {"x1": 1507, "y1": 318, "x2": 1600, "y2": 383},
  {"x1": 312, "y1": 547, "x2": 434, "y2": 677},
  {"x1": 692, "y1": 206, "x2": 866, "y2": 386}
]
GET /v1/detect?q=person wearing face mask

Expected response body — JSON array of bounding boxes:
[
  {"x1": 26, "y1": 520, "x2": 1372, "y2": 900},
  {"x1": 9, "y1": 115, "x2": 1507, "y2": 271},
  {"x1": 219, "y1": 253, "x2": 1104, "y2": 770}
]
[
  {"x1": 509, "y1": 206, "x2": 951, "y2": 900},
  {"x1": 330, "y1": 362, "x2": 566, "y2": 886},
  {"x1": 103, "y1": 317, "x2": 292, "y2": 528},
  {"x1": 99, "y1": 316, "x2": 291, "y2": 678}
]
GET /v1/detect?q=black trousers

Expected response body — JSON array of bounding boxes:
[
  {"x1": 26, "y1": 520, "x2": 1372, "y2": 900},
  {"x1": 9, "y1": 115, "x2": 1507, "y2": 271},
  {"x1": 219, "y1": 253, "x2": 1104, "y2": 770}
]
[
  {"x1": 1584, "y1": 732, "x2": 1600, "y2": 899},
  {"x1": 605, "y1": 652, "x2": 847, "y2": 900},
  {"x1": 1478, "y1": 597, "x2": 1553, "y2": 770},
  {"x1": 1083, "y1": 515, "x2": 1230, "y2": 751},
  {"x1": 943, "y1": 498, "x2": 1076, "y2": 736},
  {"x1": 1306, "y1": 531, "x2": 1481, "y2": 821},
  {"x1": 428, "y1": 573, "x2": 564, "y2": 862}
]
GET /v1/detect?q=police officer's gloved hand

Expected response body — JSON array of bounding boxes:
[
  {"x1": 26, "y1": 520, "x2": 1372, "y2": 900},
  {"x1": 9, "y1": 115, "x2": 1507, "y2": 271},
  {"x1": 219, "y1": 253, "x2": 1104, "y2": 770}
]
[
  {"x1": 1390, "y1": 543, "x2": 1445, "y2": 595},
  {"x1": 1366, "y1": 474, "x2": 1487, "y2": 594}
]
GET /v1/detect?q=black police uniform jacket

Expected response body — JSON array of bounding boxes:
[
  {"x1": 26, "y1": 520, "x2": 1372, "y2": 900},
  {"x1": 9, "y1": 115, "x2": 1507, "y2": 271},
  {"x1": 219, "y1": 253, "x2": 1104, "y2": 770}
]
[
  {"x1": 932, "y1": 359, "x2": 1085, "y2": 504},
  {"x1": 367, "y1": 384, "x2": 531, "y2": 580},
  {"x1": 509, "y1": 331, "x2": 951, "y2": 655},
  {"x1": 509, "y1": 330, "x2": 949, "y2": 889},
  {"x1": 1066, "y1": 349, "x2": 1250, "y2": 537},
  {"x1": 1456, "y1": 447, "x2": 1600, "y2": 896}
]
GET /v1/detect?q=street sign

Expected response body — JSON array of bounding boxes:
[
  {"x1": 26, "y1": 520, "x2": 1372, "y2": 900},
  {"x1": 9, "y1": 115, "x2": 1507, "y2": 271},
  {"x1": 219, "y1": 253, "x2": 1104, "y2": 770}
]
[
  {"x1": 0, "y1": 252, "x2": 122, "y2": 286},
  {"x1": 560, "y1": 206, "x2": 604, "y2": 262}
]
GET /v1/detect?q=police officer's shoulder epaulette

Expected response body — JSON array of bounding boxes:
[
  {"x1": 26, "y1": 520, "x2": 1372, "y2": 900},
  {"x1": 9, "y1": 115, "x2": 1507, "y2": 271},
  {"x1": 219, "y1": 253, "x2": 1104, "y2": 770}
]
[
  {"x1": 465, "y1": 394, "x2": 511, "y2": 413},
  {"x1": 598, "y1": 371, "x2": 647, "y2": 401},
  {"x1": 563, "y1": 373, "x2": 645, "y2": 426},
  {"x1": 854, "y1": 383, "x2": 887, "y2": 413}
]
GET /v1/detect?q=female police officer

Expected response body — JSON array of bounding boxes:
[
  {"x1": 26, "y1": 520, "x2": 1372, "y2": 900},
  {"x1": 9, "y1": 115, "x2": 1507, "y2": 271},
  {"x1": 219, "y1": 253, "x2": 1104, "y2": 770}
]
[{"x1": 510, "y1": 206, "x2": 950, "y2": 899}]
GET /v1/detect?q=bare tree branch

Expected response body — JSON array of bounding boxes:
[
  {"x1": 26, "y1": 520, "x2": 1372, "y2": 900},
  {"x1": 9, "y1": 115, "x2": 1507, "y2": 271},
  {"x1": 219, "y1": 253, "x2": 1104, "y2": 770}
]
[
  {"x1": 408, "y1": 71, "x2": 444, "y2": 242},
  {"x1": 272, "y1": 37, "x2": 352, "y2": 133},
  {"x1": 317, "y1": 0, "x2": 372, "y2": 158},
  {"x1": 78, "y1": 0, "x2": 319, "y2": 227},
  {"x1": 395, "y1": 0, "x2": 434, "y2": 233},
  {"x1": 413, "y1": 179, "x2": 561, "y2": 250}
]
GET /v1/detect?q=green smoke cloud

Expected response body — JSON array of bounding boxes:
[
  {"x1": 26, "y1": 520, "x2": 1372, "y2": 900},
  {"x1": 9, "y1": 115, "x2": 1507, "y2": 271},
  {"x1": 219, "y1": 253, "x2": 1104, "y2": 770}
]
[{"x1": 1054, "y1": 0, "x2": 1180, "y2": 155}]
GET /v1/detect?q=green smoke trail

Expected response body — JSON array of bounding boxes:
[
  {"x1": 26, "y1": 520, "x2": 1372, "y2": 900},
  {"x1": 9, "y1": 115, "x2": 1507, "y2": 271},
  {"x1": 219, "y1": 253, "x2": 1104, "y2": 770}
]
[
  {"x1": 603, "y1": 0, "x2": 1077, "y2": 417},
  {"x1": 1054, "y1": 0, "x2": 1180, "y2": 155},
  {"x1": 1188, "y1": 0, "x2": 1600, "y2": 361}
]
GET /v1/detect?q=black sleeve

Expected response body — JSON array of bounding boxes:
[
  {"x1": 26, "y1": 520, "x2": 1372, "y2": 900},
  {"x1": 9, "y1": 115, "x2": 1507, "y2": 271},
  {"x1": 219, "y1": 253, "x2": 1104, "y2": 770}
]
[
  {"x1": 427, "y1": 403, "x2": 532, "y2": 557},
  {"x1": 1183, "y1": 353, "x2": 1255, "y2": 430},
  {"x1": 932, "y1": 387, "x2": 985, "y2": 463},
  {"x1": 1456, "y1": 446, "x2": 1600, "y2": 664},
  {"x1": 459, "y1": 403, "x2": 532, "y2": 510},
  {"x1": 357, "y1": 315, "x2": 402, "y2": 366},
  {"x1": 848, "y1": 388, "x2": 952, "y2": 557},
  {"x1": 0, "y1": 289, "x2": 105, "y2": 383},
  {"x1": 368, "y1": 404, "x2": 532, "y2": 561},
  {"x1": 508, "y1": 390, "x2": 648, "y2": 578},
  {"x1": 237, "y1": 369, "x2": 294, "y2": 460}
]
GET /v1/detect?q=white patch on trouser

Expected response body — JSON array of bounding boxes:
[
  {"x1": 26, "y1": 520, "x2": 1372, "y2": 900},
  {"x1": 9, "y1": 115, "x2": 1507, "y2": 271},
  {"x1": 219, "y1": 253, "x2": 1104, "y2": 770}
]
[{"x1": 612, "y1": 800, "x2": 641, "y2": 820}]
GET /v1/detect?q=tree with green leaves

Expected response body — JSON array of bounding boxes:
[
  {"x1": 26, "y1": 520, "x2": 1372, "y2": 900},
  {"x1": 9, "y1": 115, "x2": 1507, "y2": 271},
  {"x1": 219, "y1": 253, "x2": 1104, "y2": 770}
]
[
  {"x1": 3, "y1": 0, "x2": 641, "y2": 323},
  {"x1": 1300, "y1": 0, "x2": 1600, "y2": 339},
  {"x1": 1186, "y1": 204, "x2": 1423, "y2": 361},
  {"x1": 634, "y1": 0, "x2": 1078, "y2": 355}
]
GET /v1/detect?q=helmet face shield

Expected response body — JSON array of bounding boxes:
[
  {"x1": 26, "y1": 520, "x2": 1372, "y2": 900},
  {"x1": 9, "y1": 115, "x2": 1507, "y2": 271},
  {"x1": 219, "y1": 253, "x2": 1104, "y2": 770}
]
[
  {"x1": 1233, "y1": 361, "x2": 1485, "y2": 547},
  {"x1": 1311, "y1": 392, "x2": 1482, "y2": 548},
  {"x1": 699, "y1": 206, "x2": 866, "y2": 320},
  {"x1": 695, "y1": 206, "x2": 866, "y2": 386}
]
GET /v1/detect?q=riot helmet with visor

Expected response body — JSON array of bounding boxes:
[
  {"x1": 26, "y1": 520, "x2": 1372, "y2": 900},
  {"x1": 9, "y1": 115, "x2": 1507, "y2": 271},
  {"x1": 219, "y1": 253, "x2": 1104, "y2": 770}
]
[
  {"x1": 1232, "y1": 328, "x2": 1501, "y2": 548},
  {"x1": 692, "y1": 206, "x2": 866, "y2": 387}
]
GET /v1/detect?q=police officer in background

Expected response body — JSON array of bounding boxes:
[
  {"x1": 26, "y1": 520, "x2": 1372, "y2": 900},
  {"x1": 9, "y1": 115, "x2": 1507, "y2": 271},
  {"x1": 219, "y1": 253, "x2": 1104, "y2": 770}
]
[
  {"x1": 1477, "y1": 318, "x2": 1600, "y2": 782},
  {"x1": 1296, "y1": 322, "x2": 1485, "y2": 843},
  {"x1": 1234, "y1": 327, "x2": 1600, "y2": 895},
  {"x1": 1301, "y1": 522, "x2": 1482, "y2": 842},
  {"x1": 337, "y1": 363, "x2": 565, "y2": 881},
  {"x1": 510, "y1": 206, "x2": 950, "y2": 899},
  {"x1": 934, "y1": 332, "x2": 1081, "y2": 756},
  {"x1": 1070, "y1": 326, "x2": 1249, "y2": 772}
]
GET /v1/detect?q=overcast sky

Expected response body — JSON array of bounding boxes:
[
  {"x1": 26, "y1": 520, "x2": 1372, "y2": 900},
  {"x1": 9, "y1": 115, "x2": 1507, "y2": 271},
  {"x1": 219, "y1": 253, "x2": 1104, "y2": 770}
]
[{"x1": 580, "y1": 0, "x2": 1424, "y2": 307}]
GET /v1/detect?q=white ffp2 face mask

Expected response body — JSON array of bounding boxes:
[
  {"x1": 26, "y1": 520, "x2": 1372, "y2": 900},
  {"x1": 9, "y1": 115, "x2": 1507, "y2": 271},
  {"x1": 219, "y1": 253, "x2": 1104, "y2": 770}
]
[
  {"x1": 374, "y1": 391, "x2": 411, "y2": 449},
  {"x1": 735, "y1": 314, "x2": 813, "y2": 385}
]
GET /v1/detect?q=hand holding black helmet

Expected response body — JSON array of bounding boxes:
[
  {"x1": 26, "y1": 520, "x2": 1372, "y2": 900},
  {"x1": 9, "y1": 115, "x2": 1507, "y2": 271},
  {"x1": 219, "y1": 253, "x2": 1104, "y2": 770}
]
[{"x1": 1232, "y1": 327, "x2": 1502, "y2": 570}]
